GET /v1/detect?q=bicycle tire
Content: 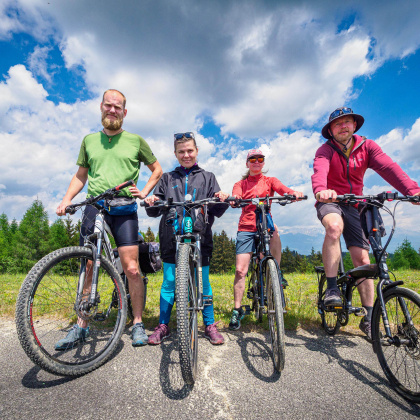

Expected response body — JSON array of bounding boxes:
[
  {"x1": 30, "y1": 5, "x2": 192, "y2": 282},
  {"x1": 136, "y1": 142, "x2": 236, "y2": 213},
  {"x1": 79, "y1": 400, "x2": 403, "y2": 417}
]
[
  {"x1": 175, "y1": 243, "x2": 198, "y2": 385},
  {"x1": 266, "y1": 259, "x2": 286, "y2": 372},
  {"x1": 318, "y1": 274, "x2": 341, "y2": 335},
  {"x1": 372, "y1": 287, "x2": 420, "y2": 402},
  {"x1": 15, "y1": 246, "x2": 127, "y2": 377}
]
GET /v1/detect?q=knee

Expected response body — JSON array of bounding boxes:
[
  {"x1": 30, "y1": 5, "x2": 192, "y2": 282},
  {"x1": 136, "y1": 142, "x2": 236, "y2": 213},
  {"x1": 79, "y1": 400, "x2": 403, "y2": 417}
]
[
  {"x1": 325, "y1": 222, "x2": 343, "y2": 241},
  {"x1": 235, "y1": 267, "x2": 247, "y2": 280},
  {"x1": 125, "y1": 265, "x2": 140, "y2": 279}
]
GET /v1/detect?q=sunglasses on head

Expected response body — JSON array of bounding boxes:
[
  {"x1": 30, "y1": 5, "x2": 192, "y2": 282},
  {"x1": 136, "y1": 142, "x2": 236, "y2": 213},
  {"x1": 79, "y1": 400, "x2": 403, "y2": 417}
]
[
  {"x1": 248, "y1": 157, "x2": 265, "y2": 163},
  {"x1": 174, "y1": 132, "x2": 195, "y2": 140},
  {"x1": 329, "y1": 107, "x2": 353, "y2": 121}
]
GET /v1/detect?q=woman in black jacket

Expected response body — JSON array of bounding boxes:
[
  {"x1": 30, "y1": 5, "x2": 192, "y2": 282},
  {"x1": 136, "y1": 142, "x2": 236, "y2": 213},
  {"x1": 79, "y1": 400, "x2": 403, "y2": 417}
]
[{"x1": 145, "y1": 132, "x2": 228, "y2": 345}]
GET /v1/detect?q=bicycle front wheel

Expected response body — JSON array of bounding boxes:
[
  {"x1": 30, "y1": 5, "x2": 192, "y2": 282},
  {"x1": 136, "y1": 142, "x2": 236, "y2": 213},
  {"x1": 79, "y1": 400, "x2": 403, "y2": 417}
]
[
  {"x1": 175, "y1": 243, "x2": 198, "y2": 385},
  {"x1": 266, "y1": 259, "x2": 285, "y2": 372},
  {"x1": 15, "y1": 247, "x2": 127, "y2": 377},
  {"x1": 372, "y1": 287, "x2": 420, "y2": 402}
]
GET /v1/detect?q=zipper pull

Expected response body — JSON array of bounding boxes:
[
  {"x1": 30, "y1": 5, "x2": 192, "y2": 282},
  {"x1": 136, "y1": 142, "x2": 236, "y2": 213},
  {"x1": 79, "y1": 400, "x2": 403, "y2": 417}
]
[{"x1": 353, "y1": 155, "x2": 356, "y2": 170}]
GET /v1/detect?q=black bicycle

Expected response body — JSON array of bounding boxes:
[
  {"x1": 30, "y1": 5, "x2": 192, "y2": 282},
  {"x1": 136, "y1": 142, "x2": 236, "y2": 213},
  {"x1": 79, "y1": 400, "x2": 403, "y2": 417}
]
[
  {"x1": 316, "y1": 192, "x2": 420, "y2": 402},
  {"x1": 15, "y1": 180, "x2": 147, "y2": 376},
  {"x1": 231, "y1": 194, "x2": 307, "y2": 372},
  {"x1": 141, "y1": 194, "x2": 228, "y2": 384}
]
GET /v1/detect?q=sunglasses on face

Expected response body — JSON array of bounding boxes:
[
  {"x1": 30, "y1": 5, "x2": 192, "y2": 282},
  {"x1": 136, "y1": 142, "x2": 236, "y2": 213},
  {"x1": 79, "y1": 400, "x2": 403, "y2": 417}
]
[
  {"x1": 174, "y1": 132, "x2": 195, "y2": 140},
  {"x1": 248, "y1": 157, "x2": 265, "y2": 163},
  {"x1": 329, "y1": 107, "x2": 353, "y2": 120}
]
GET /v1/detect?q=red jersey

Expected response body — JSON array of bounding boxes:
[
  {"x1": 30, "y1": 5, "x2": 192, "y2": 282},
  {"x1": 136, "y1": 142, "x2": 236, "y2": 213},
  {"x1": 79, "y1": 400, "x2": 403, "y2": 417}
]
[{"x1": 232, "y1": 173, "x2": 294, "y2": 232}]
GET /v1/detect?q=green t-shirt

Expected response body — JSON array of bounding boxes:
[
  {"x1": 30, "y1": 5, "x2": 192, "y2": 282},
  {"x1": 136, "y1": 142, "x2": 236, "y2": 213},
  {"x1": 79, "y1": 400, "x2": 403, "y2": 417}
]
[{"x1": 76, "y1": 130, "x2": 157, "y2": 197}]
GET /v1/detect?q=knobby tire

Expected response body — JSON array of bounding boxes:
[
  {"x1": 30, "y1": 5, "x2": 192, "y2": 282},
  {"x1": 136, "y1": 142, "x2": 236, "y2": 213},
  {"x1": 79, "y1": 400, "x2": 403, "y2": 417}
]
[
  {"x1": 175, "y1": 243, "x2": 198, "y2": 385},
  {"x1": 318, "y1": 274, "x2": 341, "y2": 335},
  {"x1": 372, "y1": 287, "x2": 420, "y2": 403},
  {"x1": 266, "y1": 259, "x2": 286, "y2": 372}
]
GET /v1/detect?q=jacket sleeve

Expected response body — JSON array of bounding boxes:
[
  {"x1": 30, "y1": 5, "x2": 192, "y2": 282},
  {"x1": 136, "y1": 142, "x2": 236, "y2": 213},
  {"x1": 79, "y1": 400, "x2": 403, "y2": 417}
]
[
  {"x1": 271, "y1": 178, "x2": 294, "y2": 195},
  {"x1": 144, "y1": 174, "x2": 167, "y2": 218},
  {"x1": 208, "y1": 173, "x2": 228, "y2": 218},
  {"x1": 367, "y1": 140, "x2": 420, "y2": 196},
  {"x1": 232, "y1": 180, "x2": 243, "y2": 197},
  {"x1": 311, "y1": 144, "x2": 334, "y2": 196}
]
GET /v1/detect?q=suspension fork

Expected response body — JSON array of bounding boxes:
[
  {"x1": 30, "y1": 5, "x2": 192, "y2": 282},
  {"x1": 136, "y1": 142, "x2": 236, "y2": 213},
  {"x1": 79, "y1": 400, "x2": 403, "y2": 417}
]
[
  {"x1": 88, "y1": 213, "x2": 104, "y2": 306},
  {"x1": 195, "y1": 235, "x2": 203, "y2": 309}
]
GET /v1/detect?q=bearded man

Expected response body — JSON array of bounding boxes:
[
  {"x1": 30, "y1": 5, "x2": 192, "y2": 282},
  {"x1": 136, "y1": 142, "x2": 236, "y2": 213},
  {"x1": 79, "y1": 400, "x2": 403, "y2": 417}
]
[{"x1": 56, "y1": 89, "x2": 162, "y2": 347}]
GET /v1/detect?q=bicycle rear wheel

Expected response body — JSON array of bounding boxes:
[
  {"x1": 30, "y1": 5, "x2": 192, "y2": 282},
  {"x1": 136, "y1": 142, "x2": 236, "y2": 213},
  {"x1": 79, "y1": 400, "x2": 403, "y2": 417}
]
[
  {"x1": 15, "y1": 247, "x2": 127, "y2": 377},
  {"x1": 372, "y1": 287, "x2": 420, "y2": 402},
  {"x1": 175, "y1": 243, "x2": 198, "y2": 385},
  {"x1": 318, "y1": 274, "x2": 341, "y2": 335},
  {"x1": 266, "y1": 259, "x2": 285, "y2": 372}
]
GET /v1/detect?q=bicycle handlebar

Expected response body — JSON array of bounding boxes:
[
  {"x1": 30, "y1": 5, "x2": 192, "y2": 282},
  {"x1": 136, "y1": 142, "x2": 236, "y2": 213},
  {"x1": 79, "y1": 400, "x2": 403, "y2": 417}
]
[
  {"x1": 139, "y1": 196, "x2": 231, "y2": 209},
  {"x1": 335, "y1": 192, "x2": 420, "y2": 204},
  {"x1": 65, "y1": 180, "x2": 136, "y2": 214},
  {"x1": 230, "y1": 194, "x2": 308, "y2": 207}
]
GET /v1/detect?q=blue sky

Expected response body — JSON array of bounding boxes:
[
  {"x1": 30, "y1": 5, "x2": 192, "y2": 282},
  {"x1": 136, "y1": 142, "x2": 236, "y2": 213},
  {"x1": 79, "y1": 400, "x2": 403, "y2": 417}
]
[{"x1": 1, "y1": 0, "x2": 420, "y2": 246}]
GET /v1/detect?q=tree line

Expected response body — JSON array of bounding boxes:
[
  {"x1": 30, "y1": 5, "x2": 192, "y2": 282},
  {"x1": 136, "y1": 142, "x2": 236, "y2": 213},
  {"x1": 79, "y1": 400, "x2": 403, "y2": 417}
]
[{"x1": 1, "y1": 199, "x2": 420, "y2": 274}]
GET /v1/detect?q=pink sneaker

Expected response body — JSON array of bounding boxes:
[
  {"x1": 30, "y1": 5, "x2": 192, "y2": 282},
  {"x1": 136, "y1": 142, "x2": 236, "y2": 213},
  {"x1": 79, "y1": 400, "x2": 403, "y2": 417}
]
[
  {"x1": 204, "y1": 322, "x2": 224, "y2": 345},
  {"x1": 148, "y1": 323, "x2": 171, "y2": 345}
]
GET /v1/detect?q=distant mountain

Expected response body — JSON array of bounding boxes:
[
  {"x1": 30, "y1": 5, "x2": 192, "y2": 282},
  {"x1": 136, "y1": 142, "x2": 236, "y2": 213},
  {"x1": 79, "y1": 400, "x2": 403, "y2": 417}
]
[{"x1": 280, "y1": 228, "x2": 420, "y2": 255}]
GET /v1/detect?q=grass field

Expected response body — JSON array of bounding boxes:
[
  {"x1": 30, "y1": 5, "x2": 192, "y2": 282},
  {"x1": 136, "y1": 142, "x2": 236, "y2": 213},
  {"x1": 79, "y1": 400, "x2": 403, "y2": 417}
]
[{"x1": 2, "y1": 270, "x2": 420, "y2": 332}]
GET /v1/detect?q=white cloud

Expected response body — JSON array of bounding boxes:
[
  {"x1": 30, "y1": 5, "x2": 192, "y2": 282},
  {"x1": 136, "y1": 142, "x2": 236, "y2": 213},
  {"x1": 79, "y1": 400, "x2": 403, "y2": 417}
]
[{"x1": 28, "y1": 45, "x2": 53, "y2": 82}]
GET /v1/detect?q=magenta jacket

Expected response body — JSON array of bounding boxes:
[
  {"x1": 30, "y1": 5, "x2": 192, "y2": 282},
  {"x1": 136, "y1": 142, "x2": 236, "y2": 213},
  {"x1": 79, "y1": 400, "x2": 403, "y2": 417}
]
[{"x1": 311, "y1": 134, "x2": 420, "y2": 197}]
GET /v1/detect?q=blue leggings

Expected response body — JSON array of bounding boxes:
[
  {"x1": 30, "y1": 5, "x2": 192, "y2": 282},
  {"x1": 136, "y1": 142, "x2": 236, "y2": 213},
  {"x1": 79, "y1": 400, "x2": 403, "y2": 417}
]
[{"x1": 159, "y1": 263, "x2": 214, "y2": 326}]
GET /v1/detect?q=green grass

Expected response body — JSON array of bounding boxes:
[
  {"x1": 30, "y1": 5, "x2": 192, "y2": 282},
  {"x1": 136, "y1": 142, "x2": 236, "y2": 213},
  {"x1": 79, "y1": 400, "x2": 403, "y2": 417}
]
[{"x1": 2, "y1": 270, "x2": 420, "y2": 332}]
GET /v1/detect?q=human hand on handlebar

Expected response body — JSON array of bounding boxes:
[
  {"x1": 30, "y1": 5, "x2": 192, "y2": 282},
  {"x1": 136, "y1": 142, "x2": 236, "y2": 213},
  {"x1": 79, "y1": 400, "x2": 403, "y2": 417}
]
[
  {"x1": 214, "y1": 191, "x2": 229, "y2": 202},
  {"x1": 56, "y1": 198, "x2": 72, "y2": 216},
  {"x1": 290, "y1": 191, "x2": 305, "y2": 201},
  {"x1": 144, "y1": 194, "x2": 161, "y2": 206},
  {"x1": 229, "y1": 195, "x2": 241, "y2": 207},
  {"x1": 129, "y1": 186, "x2": 147, "y2": 199},
  {"x1": 412, "y1": 192, "x2": 420, "y2": 206},
  {"x1": 316, "y1": 189, "x2": 338, "y2": 203}
]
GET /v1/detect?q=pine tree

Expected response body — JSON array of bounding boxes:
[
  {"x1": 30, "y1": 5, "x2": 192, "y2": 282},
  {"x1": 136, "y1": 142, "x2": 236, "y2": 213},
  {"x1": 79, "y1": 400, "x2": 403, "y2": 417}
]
[
  {"x1": 280, "y1": 246, "x2": 296, "y2": 273},
  {"x1": 14, "y1": 200, "x2": 50, "y2": 272},
  {"x1": 210, "y1": 231, "x2": 236, "y2": 273},
  {"x1": 144, "y1": 226, "x2": 155, "y2": 242},
  {"x1": 392, "y1": 239, "x2": 420, "y2": 270}
]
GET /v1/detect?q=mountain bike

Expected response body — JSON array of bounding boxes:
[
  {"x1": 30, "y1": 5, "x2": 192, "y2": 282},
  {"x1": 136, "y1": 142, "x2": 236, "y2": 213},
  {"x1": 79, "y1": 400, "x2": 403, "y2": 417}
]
[
  {"x1": 231, "y1": 194, "x2": 307, "y2": 372},
  {"x1": 141, "y1": 194, "x2": 228, "y2": 384},
  {"x1": 316, "y1": 192, "x2": 420, "y2": 402},
  {"x1": 15, "y1": 180, "x2": 146, "y2": 377}
]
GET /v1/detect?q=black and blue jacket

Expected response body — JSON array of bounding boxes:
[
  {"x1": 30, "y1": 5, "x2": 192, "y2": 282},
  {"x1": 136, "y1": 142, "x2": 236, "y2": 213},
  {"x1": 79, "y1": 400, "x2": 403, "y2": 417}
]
[{"x1": 145, "y1": 164, "x2": 227, "y2": 264}]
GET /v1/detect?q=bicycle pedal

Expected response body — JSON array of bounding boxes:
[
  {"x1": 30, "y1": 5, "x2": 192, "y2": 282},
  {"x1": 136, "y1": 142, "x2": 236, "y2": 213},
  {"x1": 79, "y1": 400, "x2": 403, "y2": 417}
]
[
  {"x1": 93, "y1": 313, "x2": 106, "y2": 321},
  {"x1": 242, "y1": 305, "x2": 251, "y2": 316},
  {"x1": 203, "y1": 294, "x2": 213, "y2": 306},
  {"x1": 354, "y1": 307, "x2": 367, "y2": 317}
]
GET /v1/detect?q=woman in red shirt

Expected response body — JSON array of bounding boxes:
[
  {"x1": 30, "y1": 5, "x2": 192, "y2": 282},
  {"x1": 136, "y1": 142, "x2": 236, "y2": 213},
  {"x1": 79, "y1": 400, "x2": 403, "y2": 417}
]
[{"x1": 229, "y1": 149, "x2": 304, "y2": 330}]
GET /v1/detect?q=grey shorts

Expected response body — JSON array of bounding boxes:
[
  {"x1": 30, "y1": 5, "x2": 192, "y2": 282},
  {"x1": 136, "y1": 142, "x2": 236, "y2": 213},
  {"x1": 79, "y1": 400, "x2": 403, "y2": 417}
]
[
  {"x1": 236, "y1": 231, "x2": 257, "y2": 254},
  {"x1": 316, "y1": 202, "x2": 370, "y2": 250}
]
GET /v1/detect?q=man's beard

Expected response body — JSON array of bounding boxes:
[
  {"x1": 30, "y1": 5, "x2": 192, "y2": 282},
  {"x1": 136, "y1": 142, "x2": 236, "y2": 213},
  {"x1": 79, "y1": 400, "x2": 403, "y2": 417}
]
[{"x1": 102, "y1": 112, "x2": 123, "y2": 131}]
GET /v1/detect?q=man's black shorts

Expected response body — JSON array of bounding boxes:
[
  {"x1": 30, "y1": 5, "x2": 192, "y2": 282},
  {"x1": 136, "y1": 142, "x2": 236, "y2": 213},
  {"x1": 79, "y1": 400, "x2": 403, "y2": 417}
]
[
  {"x1": 79, "y1": 205, "x2": 139, "y2": 248},
  {"x1": 316, "y1": 202, "x2": 370, "y2": 250}
]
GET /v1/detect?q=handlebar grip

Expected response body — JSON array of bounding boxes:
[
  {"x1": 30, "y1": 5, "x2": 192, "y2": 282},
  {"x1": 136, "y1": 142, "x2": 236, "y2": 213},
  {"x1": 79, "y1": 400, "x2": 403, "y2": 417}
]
[
  {"x1": 115, "y1": 179, "x2": 135, "y2": 191},
  {"x1": 65, "y1": 206, "x2": 76, "y2": 215},
  {"x1": 154, "y1": 200, "x2": 165, "y2": 206},
  {"x1": 139, "y1": 200, "x2": 146, "y2": 207},
  {"x1": 226, "y1": 196, "x2": 237, "y2": 202}
]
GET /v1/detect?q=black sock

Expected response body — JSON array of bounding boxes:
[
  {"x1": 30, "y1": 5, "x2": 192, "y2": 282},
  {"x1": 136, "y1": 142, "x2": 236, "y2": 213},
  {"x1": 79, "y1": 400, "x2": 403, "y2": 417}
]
[
  {"x1": 326, "y1": 276, "x2": 338, "y2": 290},
  {"x1": 363, "y1": 306, "x2": 373, "y2": 323},
  {"x1": 234, "y1": 307, "x2": 241, "y2": 312}
]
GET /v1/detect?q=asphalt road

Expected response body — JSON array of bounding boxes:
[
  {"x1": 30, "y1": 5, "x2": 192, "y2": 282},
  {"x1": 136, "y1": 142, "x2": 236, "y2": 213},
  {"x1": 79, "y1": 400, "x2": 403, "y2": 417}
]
[{"x1": 1, "y1": 319, "x2": 419, "y2": 420}]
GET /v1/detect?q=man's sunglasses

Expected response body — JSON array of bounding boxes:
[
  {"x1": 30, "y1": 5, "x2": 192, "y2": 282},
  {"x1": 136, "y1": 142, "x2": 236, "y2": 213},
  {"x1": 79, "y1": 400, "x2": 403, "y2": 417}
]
[
  {"x1": 329, "y1": 107, "x2": 353, "y2": 121},
  {"x1": 248, "y1": 157, "x2": 265, "y2": 163},
  {"x1": 174, "y1": 132, "x2": 195, "y2": 140}
]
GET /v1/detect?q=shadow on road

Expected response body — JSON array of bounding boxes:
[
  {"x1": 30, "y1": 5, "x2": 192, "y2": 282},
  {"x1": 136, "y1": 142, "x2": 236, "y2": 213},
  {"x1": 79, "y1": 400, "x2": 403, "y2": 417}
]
[
  {"x1": 291, "y1": 329, "x2": 420, "y2": 414},
  {"x1": 21, "y1": 338, "x2": 125, "y2": 389},
  {"x1": 230, "y1": 331, "x2": 281, "y2": 382},
  {"x1": 159, "y1": 334, "x2": 193, "y2": 400}
]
